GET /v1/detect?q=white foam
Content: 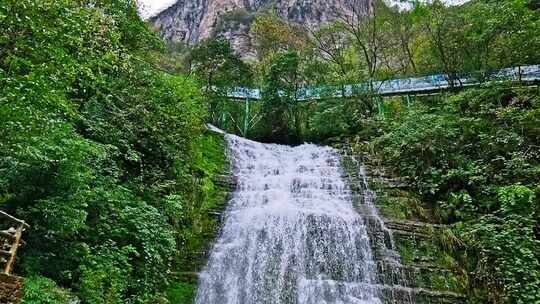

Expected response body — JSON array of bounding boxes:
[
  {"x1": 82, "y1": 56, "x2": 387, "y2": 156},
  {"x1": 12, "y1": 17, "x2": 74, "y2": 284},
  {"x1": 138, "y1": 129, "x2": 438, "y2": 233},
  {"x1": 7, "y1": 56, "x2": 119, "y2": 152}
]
[{"x1": 195, "y1": 134, "x2": 382, "y2": 304}]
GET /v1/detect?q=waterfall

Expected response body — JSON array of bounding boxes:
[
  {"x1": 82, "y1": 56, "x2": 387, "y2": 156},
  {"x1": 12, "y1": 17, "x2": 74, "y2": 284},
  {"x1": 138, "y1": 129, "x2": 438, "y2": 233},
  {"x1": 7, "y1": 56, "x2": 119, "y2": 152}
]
[{"x1": 195, "y1": 134, "x2": 384, "y2": 304}]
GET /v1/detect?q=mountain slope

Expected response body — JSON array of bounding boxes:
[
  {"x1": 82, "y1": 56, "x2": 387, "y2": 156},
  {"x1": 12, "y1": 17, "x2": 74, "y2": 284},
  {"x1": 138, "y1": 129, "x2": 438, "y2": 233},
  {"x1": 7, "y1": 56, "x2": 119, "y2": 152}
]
[{"x1": 151, "y1": 0, "x2": 372, "y2": 57}]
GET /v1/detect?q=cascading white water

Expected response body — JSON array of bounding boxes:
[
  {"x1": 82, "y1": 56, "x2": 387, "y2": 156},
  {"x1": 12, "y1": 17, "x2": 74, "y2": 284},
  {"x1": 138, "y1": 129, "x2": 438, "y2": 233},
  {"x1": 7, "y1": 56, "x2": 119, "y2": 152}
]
[{"x1": 195, "y1": 134, "x2": 383, "y2": 304}]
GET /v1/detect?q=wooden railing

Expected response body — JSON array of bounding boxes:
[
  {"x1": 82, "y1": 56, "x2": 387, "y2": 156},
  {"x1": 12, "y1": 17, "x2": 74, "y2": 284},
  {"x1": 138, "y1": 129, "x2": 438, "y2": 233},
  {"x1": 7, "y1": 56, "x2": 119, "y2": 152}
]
[{"x1": 0, "y1": 211, "x2": 29, "y2": 275}]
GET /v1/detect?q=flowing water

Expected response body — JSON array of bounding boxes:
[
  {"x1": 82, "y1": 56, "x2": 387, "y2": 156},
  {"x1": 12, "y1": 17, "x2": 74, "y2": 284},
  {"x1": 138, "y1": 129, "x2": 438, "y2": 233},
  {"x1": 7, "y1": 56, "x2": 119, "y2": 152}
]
[{"x1": 195, "y1": 134, "x2": 384, "y2": 304}]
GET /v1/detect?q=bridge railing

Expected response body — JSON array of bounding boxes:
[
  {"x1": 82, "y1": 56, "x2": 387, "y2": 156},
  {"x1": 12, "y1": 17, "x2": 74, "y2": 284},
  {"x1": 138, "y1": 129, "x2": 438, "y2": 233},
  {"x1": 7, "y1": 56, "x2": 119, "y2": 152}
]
[{"x1": 220, "y1": 64, "x2": 540, "y2": 101}]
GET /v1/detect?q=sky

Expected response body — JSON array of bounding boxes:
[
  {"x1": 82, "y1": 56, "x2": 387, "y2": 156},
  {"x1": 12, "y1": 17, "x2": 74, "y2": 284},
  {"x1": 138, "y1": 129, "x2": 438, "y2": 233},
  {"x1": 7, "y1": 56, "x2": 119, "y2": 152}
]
[
  {"x1": 137, "y1": 0, "x2": 177, "y2": 19},
  {"x1": 137, "y1": 0, "x2": 471, "y2": 19}
]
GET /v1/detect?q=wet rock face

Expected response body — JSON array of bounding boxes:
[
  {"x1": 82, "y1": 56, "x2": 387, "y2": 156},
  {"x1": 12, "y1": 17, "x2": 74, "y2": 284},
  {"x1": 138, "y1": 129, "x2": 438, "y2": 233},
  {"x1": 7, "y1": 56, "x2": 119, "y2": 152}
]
[
  {"x1": 339, "y1": 145, "x2": 468, "y2": 304},
  {"x1": 150, "y1": 0, "x2": 371, "y2": 58}
]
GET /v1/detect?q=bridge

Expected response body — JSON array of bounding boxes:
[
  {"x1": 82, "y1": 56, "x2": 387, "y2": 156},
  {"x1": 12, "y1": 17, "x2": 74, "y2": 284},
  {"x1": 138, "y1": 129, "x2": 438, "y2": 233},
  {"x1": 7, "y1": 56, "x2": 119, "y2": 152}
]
[
  {"x1": 223, "y1": 65, "x2": 540, "y2": 101},
  {"x1": 212, "y1": 64, "x2": 539, "y2": 136}
]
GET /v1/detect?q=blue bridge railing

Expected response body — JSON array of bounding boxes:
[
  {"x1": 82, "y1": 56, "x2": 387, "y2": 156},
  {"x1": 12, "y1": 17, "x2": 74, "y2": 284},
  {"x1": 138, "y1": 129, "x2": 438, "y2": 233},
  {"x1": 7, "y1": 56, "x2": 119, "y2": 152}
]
[{"x1": 222, "y1": 64, "x2": 540, "y2": 101}]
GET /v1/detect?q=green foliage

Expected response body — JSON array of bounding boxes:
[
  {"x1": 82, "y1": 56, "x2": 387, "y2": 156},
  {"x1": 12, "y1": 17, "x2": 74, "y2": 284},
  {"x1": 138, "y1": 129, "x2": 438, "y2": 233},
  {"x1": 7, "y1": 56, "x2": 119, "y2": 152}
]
[
  {"x1": 2, "y1": 0, "x2": 539, "y2": 303},
  {"x1": 305, "y1": 95, "x2": 379, "y2": 142},
  {"x1": 258, "y1": 51, "x2": 303, "y2": 143},
  {"x1": 166, "y1": 282, "x2": 196, "y2": 304},
  {"x1": 175, "y1": 133, "x2": 229, "y2": 272},
  {"x1": 456, "y1": 185, "x2": 540, "y2": 304},
  {"x1": 375, "y1": 188, "x2": 429, "y2": 221},
  {"x1": 0, "y1": 0, "x2": 224, "y2": 303},
  {"x1": 251, "y1": 14, "x2": 309, "y2": 59},
  {"x1": 189, "y1": 38, "x2": 252, "y2": 89},
  {"x1": 188, "y1": 38, "x2": 253, "y2": 128},
  {"x1": 208, "y1": 0, "x2": 539, "y2": 301},
  {"x1": 22, "y1": 276, "x2": 71, "y2": 304},
  {"x1": 405, "y1": 0, "x2": 540, "y2": 77},
  {"x1": 79, "y1": 244, "x2": 135, "y2": 304},
  {"x1": 367, "y1": 86, "x2": 540, "y2": 303}
]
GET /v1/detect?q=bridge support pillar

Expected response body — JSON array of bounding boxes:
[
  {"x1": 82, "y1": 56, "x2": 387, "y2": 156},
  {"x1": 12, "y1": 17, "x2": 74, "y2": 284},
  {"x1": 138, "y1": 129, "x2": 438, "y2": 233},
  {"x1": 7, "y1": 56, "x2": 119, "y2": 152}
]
[{"x1": 243, "y1": 98, "x2": 250, "y2": 137}]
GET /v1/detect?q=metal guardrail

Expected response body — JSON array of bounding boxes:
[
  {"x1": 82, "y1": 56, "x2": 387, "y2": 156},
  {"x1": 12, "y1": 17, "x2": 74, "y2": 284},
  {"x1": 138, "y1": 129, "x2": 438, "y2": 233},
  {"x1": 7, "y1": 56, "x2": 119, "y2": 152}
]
[{"x1": 222, "y1": 64, "x2": 540, "y2": 101}]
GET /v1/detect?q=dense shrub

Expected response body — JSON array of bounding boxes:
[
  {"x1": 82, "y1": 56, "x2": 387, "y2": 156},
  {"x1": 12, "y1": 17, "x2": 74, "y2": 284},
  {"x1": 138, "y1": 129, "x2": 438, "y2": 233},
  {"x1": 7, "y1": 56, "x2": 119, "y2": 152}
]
[
  {"x1": 368, "y1": 85, "x2": 540, "y2": 303},
  {"x1": 166, "y1": 282, "x2": 196, "y2": 304},
  {"x1": 0, "y1": 0, "x2": 212, "y2": 302},
  {"x1": 22, "y1": 276, "x2": 71, "y2": 304}
]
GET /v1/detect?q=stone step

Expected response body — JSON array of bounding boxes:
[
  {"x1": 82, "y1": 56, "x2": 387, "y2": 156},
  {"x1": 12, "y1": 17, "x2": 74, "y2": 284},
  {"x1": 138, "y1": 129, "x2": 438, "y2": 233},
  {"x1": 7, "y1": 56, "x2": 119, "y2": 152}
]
[
  {"x1": 375, "y1": 260, "x2": 459, "y2": 291},
  {"x1": 211, "y1": 174, "x2": 237, "y2": 189},
  {"x1": 380, "y1": 285, "x2": 466, "y2": 304},
  {"x1": 384, "y1": 219, "x2": 444, "y2": 229}
]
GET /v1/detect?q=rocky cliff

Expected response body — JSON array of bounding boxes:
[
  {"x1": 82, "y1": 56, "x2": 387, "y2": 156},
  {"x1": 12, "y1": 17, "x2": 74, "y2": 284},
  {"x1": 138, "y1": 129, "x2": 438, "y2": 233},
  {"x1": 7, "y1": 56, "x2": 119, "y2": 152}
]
[{"x1": 151, "y1": 0, "x2": 372, "y2": 58}]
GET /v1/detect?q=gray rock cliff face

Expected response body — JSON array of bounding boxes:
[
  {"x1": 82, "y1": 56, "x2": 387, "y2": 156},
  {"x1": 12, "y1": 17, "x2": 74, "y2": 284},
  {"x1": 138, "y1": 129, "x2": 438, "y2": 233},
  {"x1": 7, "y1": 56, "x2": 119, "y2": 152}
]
[{"x1": 151, "y1": 0, "x2": 371, "y2": 58}]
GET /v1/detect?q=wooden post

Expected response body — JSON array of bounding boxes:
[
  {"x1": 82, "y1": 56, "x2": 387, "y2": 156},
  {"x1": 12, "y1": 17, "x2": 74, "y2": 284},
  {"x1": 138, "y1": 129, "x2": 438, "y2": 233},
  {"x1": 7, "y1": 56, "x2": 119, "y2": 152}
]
[
  {"x1": 0, "y1": 211, "x2": 29, "y2": 276},
  {"x1": 4, "y1": 223, "x2": 23, "y2": 275}
]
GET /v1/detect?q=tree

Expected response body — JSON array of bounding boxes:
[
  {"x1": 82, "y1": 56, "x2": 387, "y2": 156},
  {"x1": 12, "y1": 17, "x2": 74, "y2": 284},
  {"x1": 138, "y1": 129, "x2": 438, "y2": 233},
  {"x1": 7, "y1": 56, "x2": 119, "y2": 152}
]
[
  {"x1": 188, "y1": 38, "x2": 253, "y2": 126},
  {"x1": 309, "y1": 23, "x2": 356, "y2": 87},
  {"x1": 188, "y1": 38, "x2": 252, "y2": 90},
  {"x1": 251, "y1": 14, "x2": 309, "y2": 60},
  {"x1": 260, "y1": 51, "x2": 304, "y2": 143},
  {"x1": 479, "y1": 0, "x2": 540, "y2": 69},
  {"x1": 0, "y1": 0, "x2": 213, "y2": 302},
  {"x1": 382, "y1": 7, "x2": 418, "y2": 75},
  {"x1": 338, "y1": 0, "x2": 391, "y2": 91},
  {"x1": 415, "y1": 1, "x2": 466, "y2": 87}
]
